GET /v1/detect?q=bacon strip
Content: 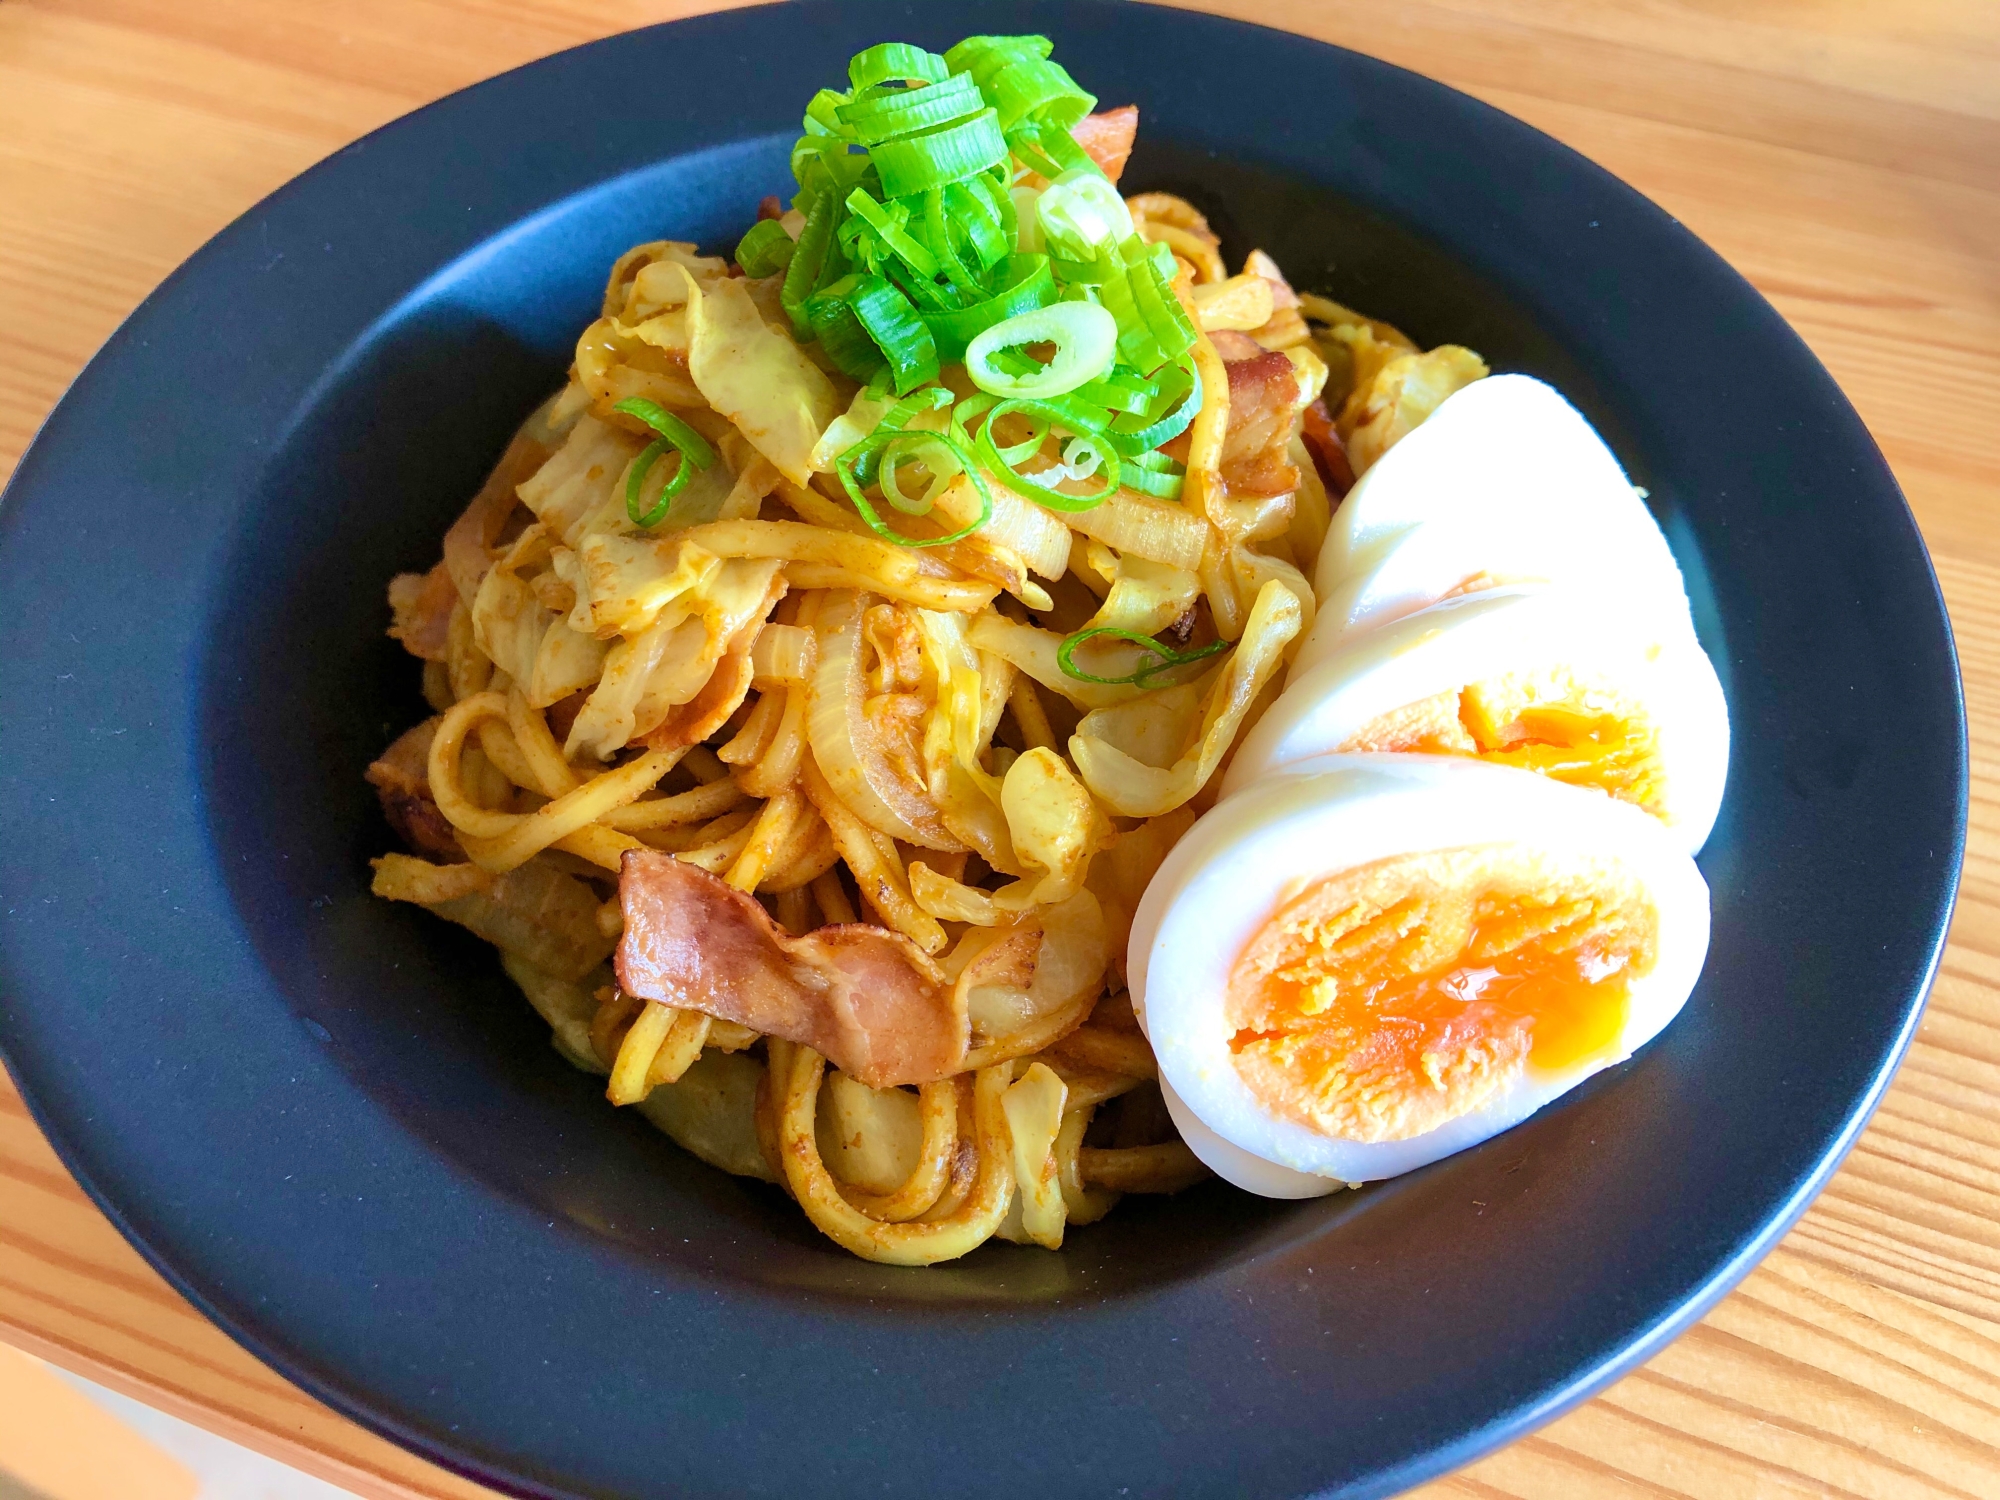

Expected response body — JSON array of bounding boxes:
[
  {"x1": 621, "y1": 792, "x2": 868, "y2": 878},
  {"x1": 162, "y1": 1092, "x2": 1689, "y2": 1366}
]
[
  {"x1": 1301, "y1": 397, "x2": 1355, "y2": 499},
  {"x1": 386, "y1": 560, "x2": 456, "y2": 661},
  {"x1": 1180, "y1": 332, "x2": 1305, "y2": 502},
  {"x1": 1074, "y1": 105, "x2": 1137, "y2": 184},
  {"x1": 615, "y1": 850, "x2": 968, "y2": 1087},
  {"x1": 366, "y1": 718, "x2": 462, "y2": 860}
]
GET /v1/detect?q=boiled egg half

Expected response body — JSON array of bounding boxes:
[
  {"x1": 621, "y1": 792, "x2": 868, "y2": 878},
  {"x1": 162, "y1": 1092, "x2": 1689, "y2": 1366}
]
[
  {"x1": 1224, "y1": 585, "x2": 1729, "y2": 853},
  {"x1": 1130, "y1": 754, "x2": 1711, "y2": 1195},
  {"x1": 1297, "y1": 374, "x2": 1696, "y2": 674}
]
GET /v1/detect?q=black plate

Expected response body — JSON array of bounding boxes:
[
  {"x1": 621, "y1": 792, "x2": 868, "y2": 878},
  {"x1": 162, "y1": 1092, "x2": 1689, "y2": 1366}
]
[{"x1": 0, "y1": 3, "x2": 1964, "y2": 1496}]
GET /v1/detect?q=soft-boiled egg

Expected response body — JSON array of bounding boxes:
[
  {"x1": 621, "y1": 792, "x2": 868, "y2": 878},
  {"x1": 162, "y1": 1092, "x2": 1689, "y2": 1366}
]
[
  {"x1": 1222, "y1": 584, "x2": 1729, "y2": 853},
  {"x1": 1129, "y1": 754, "x2": 1711, "y2": 1195},
  {"x1": 1296, "y1": 374, "x2": 1694, "y2": 676}
]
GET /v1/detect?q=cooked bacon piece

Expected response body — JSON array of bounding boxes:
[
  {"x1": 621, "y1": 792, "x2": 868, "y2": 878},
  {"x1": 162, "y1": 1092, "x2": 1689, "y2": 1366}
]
[
  {"x1": 1073, "y1": 105, "x2": 1137, "y2": 184},
  {"x1": 1301, "y1": 397, "x2": 1355, "y2": 499},
  {"x1": 756, "y1": 194, "x2": 785, "y2": 222},
  {"x1": 616, "y1": 850, "x2": 968, "y2": 1087},
  {"x1": 366, "y1": 718, "x2": 462, "y2": 860},
  {"x1": 1218, "y1": 338, "x2": 1304, "y2": 501},
  {"x1": 386, "y1": 560, "x2": 456, "y2": 661}
]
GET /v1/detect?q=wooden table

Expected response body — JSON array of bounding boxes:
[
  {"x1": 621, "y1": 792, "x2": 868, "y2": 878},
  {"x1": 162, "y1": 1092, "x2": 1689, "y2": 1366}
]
[{"x1": 3, "y1": 2, "x2": 1996, "y2": 1495}]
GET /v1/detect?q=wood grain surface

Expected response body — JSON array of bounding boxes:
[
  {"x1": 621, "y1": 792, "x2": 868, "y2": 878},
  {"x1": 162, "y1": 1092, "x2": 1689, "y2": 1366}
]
[{"x1": 3, "y1": 2, "x2": 1997, "y2": 1496}]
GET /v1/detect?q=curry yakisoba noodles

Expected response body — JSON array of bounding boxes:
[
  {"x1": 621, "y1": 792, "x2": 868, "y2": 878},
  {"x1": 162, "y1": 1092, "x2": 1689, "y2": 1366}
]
[{"x1": 370, "y1": 33, "x2": 1716, "y2": 1264}]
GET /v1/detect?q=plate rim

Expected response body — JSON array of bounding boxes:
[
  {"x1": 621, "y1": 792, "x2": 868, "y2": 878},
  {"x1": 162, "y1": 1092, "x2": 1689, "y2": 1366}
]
[{"x1": 0, "y1": 2, "x2": 1967, "y2": 1496}]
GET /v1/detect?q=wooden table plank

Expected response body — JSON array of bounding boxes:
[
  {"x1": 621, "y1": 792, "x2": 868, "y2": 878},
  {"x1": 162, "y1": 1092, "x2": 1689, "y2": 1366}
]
[{"x1": 2, "y1": 3, "x2": 1996, "y2": 1497}]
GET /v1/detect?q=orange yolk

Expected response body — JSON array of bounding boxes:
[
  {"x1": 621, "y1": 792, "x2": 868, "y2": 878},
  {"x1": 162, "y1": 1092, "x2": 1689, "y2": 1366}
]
[
  {"x1": 1339, "y1": 671, "x2": 1666, "y2": 818},
  {"x1": 1226, "y1": 847, "x2": 1658, "y2": 1143}
]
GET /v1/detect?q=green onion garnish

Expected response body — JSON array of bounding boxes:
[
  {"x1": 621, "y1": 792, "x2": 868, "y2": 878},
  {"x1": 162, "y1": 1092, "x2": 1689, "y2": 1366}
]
[
  {"x1": 734, "y1": 219, "x2": 797, "y2": 278},
  {"x1": 848, "y1": 41, "x2": 950, "y2": 91},
  {"x1": 614, "y1": 397, "x2": 717, "y2": 528},
  {"x1": 834, "y1": 388, "x2": 994, "y2": 548},
  {"x1": 845, "y1": 187, "x2": 941, "y2": 280},
  {"x1": 972, "y1": 395, "x2": 1120, "y2": 510},
  {"x1": 945, "y1": 35, "x2": 1053, "y2": 91},
  {"x1": 1035, "y1": 170, "x2": 1133, "y2": 263},
  {"x1": 921, "y1": 254, "x2": 1055, "y2": 363},
  {"x1": 848, "y1": 275, "x2": 941, "y2": 394},
  {"x1": 964, "y1": 302, "x2": 1118, "y2": 400},
  {"x1": 767, "y1": 34, "x2": 1217, "y2": 516},
  {"x1": 985, "y1": 55, "x2": 1095, "y2": 135},
  {"x1": 839, "y1": 71, "x2": 984, "y2": 146},
  {"x1": 1103, "y1": 354, "x2": 1202, "y2": 456},
  {"x1": 872, "y1": 108, "x2": 1010, "y2": 198},
  {"x1": 1057, "y1": 627, "x2": 1231, "y2": 687}
]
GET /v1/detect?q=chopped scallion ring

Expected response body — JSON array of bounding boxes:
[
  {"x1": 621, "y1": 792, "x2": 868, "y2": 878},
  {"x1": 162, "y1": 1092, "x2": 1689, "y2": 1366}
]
[
  {"x1": 921, "y1": 254, "x2": 1055, "y2": 362},
  {"x1": 848, "y1": 41, "x2": 950, "y2": 92},
  {"x1": 965, "y1": 302, "x2": 1118, "y2": 399},
  {"x1": 878, "y1": 432, "x2": 965, "y2": 515},
  {"x1": 1104, "y1": 353, "x2": 1202, "y2": 455},
  {"x1": 848, "y1": 275, "x2": 941, "y2": 394},
  {"x1": 845, "y1": 188, "x2": 941, "y2": 280},
  {"x1": 838, "y1": 71, "x2": 983, "y2": 146},
  {"x1": 735, "y1": 219, "x2": 797, "y2": 279},
  {"x1": 613, "y1": 398, "x2": 717, "y2": 528},
  {"x1": 972, "y1": 395, "x2": 1121, "y2": 510},
  {"x1": 836, "y1": 390, "x2": 993, "y2": 547},
  {"x1": 871, "y1": 108, "x2": 1009, "y2": 198},
  {"x1": 1035, "y1": 169, "x2": 1133, "y2": 262},
  {"x1": 944, "y1": 34, "x2": 1053, "y2": 91},
  {"x1": 1057, "y1": 627, "x2": 1230, "y2": 687}
]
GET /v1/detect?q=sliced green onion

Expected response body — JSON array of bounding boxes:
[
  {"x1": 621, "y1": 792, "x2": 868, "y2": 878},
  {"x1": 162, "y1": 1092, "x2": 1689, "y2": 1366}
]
[
  {"x1": 878, "y1": 431, "x2": 964, "y2": 515},
  {"x1": 965, "y1": 302, "x2": 1118, "y2": 399},
  {"x1": 849, "y1": 42, "x2": 949, "y2": 92},
  {"x1": 1120, "y1": 449, "x2": 1187, "y2": 500},
  {"x1": 887, "y1": 261, "x2": 963, "y2": 313},
  {"x1": 872, "y1": 109, "x2": 1009, "y2": 197},
  {"x1": 1125, "y1": 239, "x2": 1199, "y2": 368},
  {"x1": 846, "y1": 386, "x2": 953, "y2": 488},
  {"x1": 921, "y1": 253, "x2": 1055, "y2": 362},
  {"x1": 1036, "y1": 169, "x2": 1133, "y2": 262},
  {"x1": 839, "y1": 71, "x2": 983, "y2": 146},
  {"x1": 974, "y1": 396, "x2": 1120, "y2": 510},
  {"x1": 613, "y1": 398, "x2": 717, "y2": 528},
  {"x1": 1057, "y1": 627, "x2": 1230, "y2": 687},
  {"x1": 985, "y1": 56, "x2": 1095, "y2": 134},
  {"x1": 836, "y1": 389, "x2": 993, "y2": 548},
  {"x1": 848, "y1": 275, "x2": 940, "y2": 394},
  {"x1": 735, "y1": 219, "x2": 796, "y2": 278},
  {"x1": 804, "y1": 275, "x2": 888, "y2": 381},
  {"x1": 1104, "y1": 354, "x2": 1202, "y2": 455},
  {"x1": 923, "y1": 187, "x2": 984, "y2": 293},
  {"x1": 1007, "y1": 120, "x2": 1094, "y2": 180},
  {"x1": 1071, "y1": 365, "x2": 1158, "y2": 416},
  {"x1": 955, "y1": 176, "x2": 1013, "y2": 271},
  {"x1": 804, "y1": 87, "x2": 854, "y2": 136},
  {"x1": 845, "y1": 188, "x2": 940, "y2": 279},
  {"x1": 781, "y1": 187, "x2": 840, "y2": 338},
  {"x1": 944, "y1": 34, "x2": 1053, "y2": 90},
  {"x1": 790, "y1": 125, "x2": 869, "y2": 204}
]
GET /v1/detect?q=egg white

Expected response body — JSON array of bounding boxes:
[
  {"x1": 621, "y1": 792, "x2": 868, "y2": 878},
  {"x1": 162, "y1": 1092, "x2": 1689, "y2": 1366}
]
[
  {"x1": 1298, "y1": 374, "x2": 1694, "y2": 676},
  {"x1": 1225, "y1": 585, "x2": 1729, "y2": 853},
  {"x1": 1129, "y1": 754, "x2": 1712, "y2": 1192}
]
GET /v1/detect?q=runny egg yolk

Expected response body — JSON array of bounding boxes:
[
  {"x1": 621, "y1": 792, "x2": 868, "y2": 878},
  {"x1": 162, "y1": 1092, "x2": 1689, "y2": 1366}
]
[
  {"x1": 1225, "y1": 846, "x2": 1659, "y2": 1143},
  {"x1": 1339, "y1": 666, "x2": 1666, "y2": 818}
]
